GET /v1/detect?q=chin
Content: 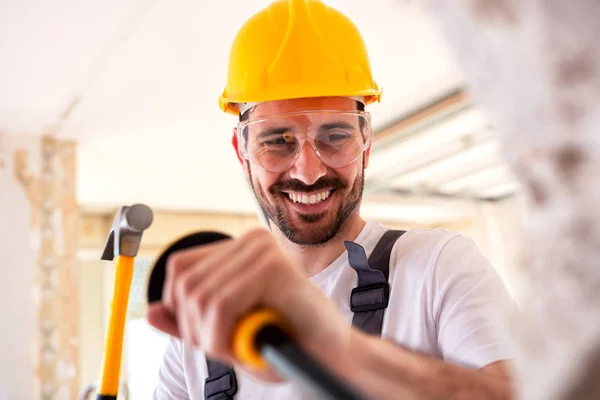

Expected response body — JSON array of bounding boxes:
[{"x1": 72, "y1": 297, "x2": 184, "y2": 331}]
[{"x1": 282, "y1": 217, "x2": 341, "y2": 246}]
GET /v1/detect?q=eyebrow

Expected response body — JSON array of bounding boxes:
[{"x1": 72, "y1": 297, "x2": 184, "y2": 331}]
[
  {"x1": 256, "y1": 121, "x2": 356, "y2": 139},
  {"x1": 256, "y1": 126, "x2": 293, "y2": 139},
  {"x1": 318, "y1": 122, "x2": 355, "y2": 132}
]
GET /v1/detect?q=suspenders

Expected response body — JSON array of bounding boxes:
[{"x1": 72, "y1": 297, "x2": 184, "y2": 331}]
[
  {"x1": 346, "y1": 229, "x2": 405, "y2": 335},
  {"x1": 204, "y1": 360, "x2": 238, "y2": 400},
  {"x1": 203, "y1": 230, "x2": 406, "y2": 400}
]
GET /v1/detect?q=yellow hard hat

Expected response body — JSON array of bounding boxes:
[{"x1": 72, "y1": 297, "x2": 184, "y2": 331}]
[{"x1": 219, "y1": 0, "x2": 382, "y2": 115}]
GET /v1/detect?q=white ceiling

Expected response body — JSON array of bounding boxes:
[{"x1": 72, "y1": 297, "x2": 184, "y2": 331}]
[
  {"x1": 365, "y1": 100, "x2": 520, "y2": 202},
  {"x1": 0, "y1": 0, "x2": 519, "y2": 224}
]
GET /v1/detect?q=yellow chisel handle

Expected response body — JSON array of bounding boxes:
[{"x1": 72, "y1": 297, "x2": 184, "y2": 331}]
[
  {"x1": 231, "y1": 308, "x2": 368, "y2": 400},
  {"x1": 231, "y1": 308, "x2": 293, "y2": 369}
]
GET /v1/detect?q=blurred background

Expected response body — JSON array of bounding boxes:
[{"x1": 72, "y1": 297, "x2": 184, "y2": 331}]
[{"x1": 0, "y1": 0, "x2": 527, "y2": 398}]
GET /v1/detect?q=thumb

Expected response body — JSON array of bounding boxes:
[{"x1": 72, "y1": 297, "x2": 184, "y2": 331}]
[{"x1": 146, "y1": 302, "x2": 180, "y2": 338}]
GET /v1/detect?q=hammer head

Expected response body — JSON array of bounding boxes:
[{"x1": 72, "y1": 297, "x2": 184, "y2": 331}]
[{"x1": 101, "y1": 204, "x2": 154, "y2": 260}]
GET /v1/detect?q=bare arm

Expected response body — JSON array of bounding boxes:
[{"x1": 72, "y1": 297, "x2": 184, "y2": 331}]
[
  {"x1": 337, "y1": 332, "x2": 514, "y2": 400},
  {"x1": 332, "y1": 234, "x2": 516, "y2": 400}
]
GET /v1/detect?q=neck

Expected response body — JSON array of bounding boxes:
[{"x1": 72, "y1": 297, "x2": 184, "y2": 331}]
[{"x1": 270, "y1": 214, "x2": 367, "y2": 277}]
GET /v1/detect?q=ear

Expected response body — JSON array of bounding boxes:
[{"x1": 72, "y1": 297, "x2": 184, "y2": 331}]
[{"x1": 231, "y1": 127, "x2": 250, "y2": 178}]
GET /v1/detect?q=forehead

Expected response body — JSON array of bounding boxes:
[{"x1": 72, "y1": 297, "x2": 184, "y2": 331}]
[{"x1": 250, "y1": 97, "x2": 358, "y2": 119}]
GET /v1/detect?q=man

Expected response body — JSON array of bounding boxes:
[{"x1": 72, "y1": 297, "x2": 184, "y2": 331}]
[{"x1": 148, "y1": 0, "x2": 515, "y2": 399}]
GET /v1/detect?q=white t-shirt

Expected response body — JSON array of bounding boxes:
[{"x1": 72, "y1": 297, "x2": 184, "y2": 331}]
[{"x1": 153, "y1": 221, "x2": 514, "y2": 399}]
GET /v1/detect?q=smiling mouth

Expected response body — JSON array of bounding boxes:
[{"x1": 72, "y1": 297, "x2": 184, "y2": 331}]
[{"x1": 282, "y1": 189, "x2": 333, "y2": 205}]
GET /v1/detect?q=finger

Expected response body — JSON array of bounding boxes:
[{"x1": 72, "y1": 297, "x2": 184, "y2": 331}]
[
  {"x1": 167, "y1": 237, "x2": 232, "y2": 267},
  {"x1": 176, "y1": 292, "x2": 200, "y2": 348},
  {"x1": 170, "y1": 239, "x2": 245, "y2": 347},
  {"x1": 163, "y1": 239, "x2": 232, "y2": 311},
  {"x1": 199, "y1": 248, "x2": 278, "y2": 362},
  {"x1": 170, "y1": 230, "x2": 275, "y2": 355},
  {"x1": 175, "y1": 237, "x2": 261, "y2": 350},
  {"x1": 163, "y1": 251, "x2": 201, "y2": 312},
  {"x1": 146, "y1": 303, "x2": 180, "y2": 338},
  {"x1": 170, "y1": 267, "x2": 208, "y2": 348}
]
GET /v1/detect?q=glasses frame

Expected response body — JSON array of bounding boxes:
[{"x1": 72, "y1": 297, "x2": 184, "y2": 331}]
[{"x1": 237, "y1": 109, "x2": 373, "y2": 173}]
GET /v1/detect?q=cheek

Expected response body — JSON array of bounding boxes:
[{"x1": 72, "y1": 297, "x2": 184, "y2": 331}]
[
  {"x1": 251, "y1": 168, "x2": 280, "y2": 193},
  {"x1": 335, "y1": 164, "x2": 361, "y2": 186}
]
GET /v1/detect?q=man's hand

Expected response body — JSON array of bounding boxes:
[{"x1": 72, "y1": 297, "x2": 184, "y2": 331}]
[{"x1": 146, "y1": 228, "x2": 353, "y2": 381}]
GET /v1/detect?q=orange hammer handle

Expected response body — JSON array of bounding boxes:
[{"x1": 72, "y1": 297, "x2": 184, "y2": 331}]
[{"x1": 97, "y1": 255, "x2": 135, "y2": 397}]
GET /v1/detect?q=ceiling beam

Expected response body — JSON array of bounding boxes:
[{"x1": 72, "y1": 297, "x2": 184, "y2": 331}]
[
  {"x1": 380, "y1": 187, "x2": 517, "y2": 203},
  {"x1": 374, "y1": 88, "x2": 470, "y2": 143}
]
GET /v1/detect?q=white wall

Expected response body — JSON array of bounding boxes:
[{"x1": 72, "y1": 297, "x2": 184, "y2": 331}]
[
  {"x1": 0, "y1": 141, "x2": 37, "y2": 399},
  {"x1": 78, "y1": 259, "x2": 107, "y2": 392},
  {"x1": 473, "y1": 195, "x2": 527, "y2": 300}
]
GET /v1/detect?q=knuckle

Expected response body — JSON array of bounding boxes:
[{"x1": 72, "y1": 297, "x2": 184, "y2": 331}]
[
  {"x1": 203, "y1": 302, "x2": 231, "y2": 357},
  {"x1": 203, "y1": 333, "x2": 222, "y2": 360},
  {"x1": 239, "y1": 228, "x2": 275, "y2": 256},
  {"x1": 186, "y1": 296, "x2": 202, "y2": 317},
  {"x1": 174, "y1": 274, "x2": 194, "y2": 298},
  {"x1": 259, "y1": 236, "x2": 277, "y2": 254},
  {"x1": 166, "y1": 254, "x2": 183, "y2": 279},
  {"x1": 258, "y1": 251, "x2": 278, "y2": 271},
  {"x1": 190, "y1": 287, "x2": 209, "y2": 313},
  {"x1": 212, "y1": 292, "x2": 234, "y2": 318},
  {"x1": 246, "y1": 227, "x2": 272, "y2": 242}
]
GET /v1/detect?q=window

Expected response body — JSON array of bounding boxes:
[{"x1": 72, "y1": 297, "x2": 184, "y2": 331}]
[{"x1": 124, "y1": 258, "x2": 169, "y2": 400}]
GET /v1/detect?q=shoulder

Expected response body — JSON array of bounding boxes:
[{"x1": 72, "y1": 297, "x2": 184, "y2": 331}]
[
  {"x1": 386, "y1": 226, "x2": 499, "y2": 283},
  {"x1": 396, "y1": 227, "x2": 462, "y2": 248},
  {"x1": 364, "y1": 221, "x2": 460, "y2": 255},
  {"x1": 388, "y1": 227, "x2": 464, "y2": 268}
]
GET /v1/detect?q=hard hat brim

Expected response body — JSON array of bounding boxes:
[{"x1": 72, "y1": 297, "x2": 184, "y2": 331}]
[{"x1": 219, "y1": 85, "x2": 383, "y2": 115}]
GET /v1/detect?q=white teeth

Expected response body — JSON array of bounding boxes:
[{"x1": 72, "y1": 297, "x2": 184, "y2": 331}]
[{"x1": 287, "y1": 190, "x2": 331, "y2": 205}]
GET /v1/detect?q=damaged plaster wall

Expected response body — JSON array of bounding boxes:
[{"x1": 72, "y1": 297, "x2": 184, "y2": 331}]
[
  {"x1": 425, "y1": 0, "x2": 600, "y2": 399},
  {"x1": 0, "y1": 132, "x2": 79, "y2": 399}
]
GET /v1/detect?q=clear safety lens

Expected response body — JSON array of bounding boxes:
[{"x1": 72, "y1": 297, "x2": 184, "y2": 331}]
[{"x1": 238, "y1": 110, "x2": 372, "y2": 173}]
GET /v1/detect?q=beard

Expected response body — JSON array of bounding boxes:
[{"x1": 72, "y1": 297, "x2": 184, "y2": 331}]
[{"x1": 248, "y1": 164, "x2": 364, "y2": 246}]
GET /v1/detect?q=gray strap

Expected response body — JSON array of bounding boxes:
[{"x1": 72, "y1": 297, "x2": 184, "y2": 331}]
[
  {"x1": 345, "y1": 230, "x2": 406, "y2": 335},
  {"x1": 205, "y1": 359, "x2": 237, "y2": 400},
  {"x1": 368, "y1": 230, "x2": 406, "y2": 282}
]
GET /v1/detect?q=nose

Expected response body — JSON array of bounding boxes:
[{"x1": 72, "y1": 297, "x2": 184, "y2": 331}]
[{"x1": 288, "y1": 140, "x2": 327, "y2": 185}]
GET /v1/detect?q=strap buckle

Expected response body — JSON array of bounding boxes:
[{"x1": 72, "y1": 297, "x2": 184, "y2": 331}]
[
  {"x1": 350, "y1": 282, "x2": 390, "y2": 312},
  {"x1": 204, "y1": 369, "x2": 238, "y2": 400}
]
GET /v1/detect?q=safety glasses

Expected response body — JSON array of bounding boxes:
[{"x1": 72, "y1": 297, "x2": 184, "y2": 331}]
[{"x1": 237, "y1": 110, "x2": 372, "y2": 173}]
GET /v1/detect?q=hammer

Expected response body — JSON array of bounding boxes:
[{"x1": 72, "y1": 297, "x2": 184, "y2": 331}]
[{"x1": 96, "y1": 204, "x2": 153, "y2": 400}]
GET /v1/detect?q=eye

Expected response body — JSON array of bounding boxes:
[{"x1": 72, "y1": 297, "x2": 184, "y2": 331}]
[
  {"x1": 262, "y1": 132, "x2": 297, "y2": 146},
  {"x1": 319, "y1": 131, "x2": 353, "y2": 143},
  {"x1": 264, "y1": 137, "x2": 288, "y2": 145},
  {"x1": 325, "y1": 132, "x2": 350, "y2": 141}
]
